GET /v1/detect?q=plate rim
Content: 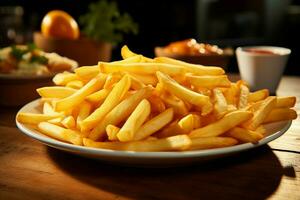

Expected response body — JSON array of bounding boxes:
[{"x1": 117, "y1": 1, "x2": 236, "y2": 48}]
[{"x1": 15, "y1": 99, "x2": 292, "y2": 159}]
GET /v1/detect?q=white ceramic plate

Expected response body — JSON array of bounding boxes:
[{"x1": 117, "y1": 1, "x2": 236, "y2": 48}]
[{"x1": 16, "y1": 99, "x2": 292, "y2": 166}]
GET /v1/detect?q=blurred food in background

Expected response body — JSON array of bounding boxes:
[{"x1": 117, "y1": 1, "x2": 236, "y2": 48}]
[
  {"x1": 41, "y1": 10, "x2": 79, "y2": 40},
  {"x1": 155, "y1": 39, "x2": 233, "y2": 68},
  {"x1": 34, "y1": 0, "x2": 138, "y2": 66},
  {"x1": 0, "y1": 43, "x2": 77, "y2": 75}
]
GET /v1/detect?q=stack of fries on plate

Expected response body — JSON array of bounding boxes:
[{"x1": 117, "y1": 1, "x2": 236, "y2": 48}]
[{"x1": 17, "y1": 45, "x2": 297, "y2": 152}]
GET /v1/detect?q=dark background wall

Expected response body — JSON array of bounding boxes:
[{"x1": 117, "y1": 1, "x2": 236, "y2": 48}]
[{"x1": 1, "y1": 0, "x2": 299, "y2": 75}]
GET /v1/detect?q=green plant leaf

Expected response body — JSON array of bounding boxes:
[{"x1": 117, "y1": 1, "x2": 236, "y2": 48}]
[{"x1": 79, "y1": 0, "x2": 138, "y2": 45}]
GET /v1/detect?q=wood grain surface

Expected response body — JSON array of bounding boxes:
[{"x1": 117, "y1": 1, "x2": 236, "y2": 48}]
[{"x1": 0, "y1": 75, "x2": 299, "y2": 200}]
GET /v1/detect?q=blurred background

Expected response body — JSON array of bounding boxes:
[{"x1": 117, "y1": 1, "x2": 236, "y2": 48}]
[{"x1": 0, "y1": 0, "x2": 299, "y2": 75}]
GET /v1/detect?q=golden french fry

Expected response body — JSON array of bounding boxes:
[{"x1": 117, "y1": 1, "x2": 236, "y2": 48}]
[
  {"x1": 224, "y1": 83, "x2": 239, "y2": 106},
  {"x1": 75, "y1": 65, "x2": 99, "y2": 80},
  {"x1": 61, "y1": 116, "x2": 76, "y2": 129},
  {"x1": 227, "y1": 127, "x2": 263, "y2": 143},
  {"x1": 100, "y1": 62, "x2": 185, "y2": 76},
  {"x1": 242, "y1": 96, "x2": 277, "y2": 130},
  {"x1": 54, "y1": 74, "x2": 106, "y2": 112},
  {"x1": 17, "y1": 112, "x2": 63, "y2": 125},
  {"x1": 129, "y1": 73, "x2": 158, "y2": 85},
  {"x1": 66, "y1": 80, "x2": 84, "y2": 89},
  {"x1": 103, "y1": 73, "x2": 122, "y2": 89},
  {"x1": 117, "y1": 99, "x2": 151, "y2": 142},
  {"x1": 213, "y1": 88, "x2": 228, "y2": 119},
  {"x1": 178, "y1": 114, "x2": 201, "y2": 134},
  {"x1": 248, "y1": 89, "x2": 269, "y2": 102},
  {"x1": 189, "y1": 137, "x2": 238, "y2": 150},
  {"x1": 37, "y1": 86, "x2": 76, "y2": 98},
  {"x1": 134, "y1": 108, "x2": 174, "y2": 141},
  {"x1": 43, "y1": 102, "x2": 59, "y2": 115},
  {"x1": 276, "y1": 96, "x2": 296, "y2": 108},
  {"x1": 47, "y1": 117, "x2": 63, "y2": 126},
  {"x1": 121, "y1": 45, "x2": 153, "y2": 62},
  {"x1": 187, "y1": 75, "x2": 231, "y2": 88},
  {"x1": 81, "y1": 75, "x2": 131, "y2": 132},
  {"x1": 238, "y1": 85, "x2": 249, "y2": 109},
  {"x1": 84, "y1": 134, "x2": 191, "y2": 151},
  {"x1": 88, "y1": 86, "x2": 153, "y2": 141},
  {"x1": 155, "y1": 121, "x2": 184, "y2": 138},
  {"x1": 85, "y1": 88, "x2": 111, "y2": 104},
  {"x1": 157, "y1": 71, "x2": 212, "y2": 115},
  {"x1": 53, "y1": 72, "x2": 79, "y2": 86},
  {"x1": 106, "y1": 125, "x2": 120, "y2": 141},
  {"x1": 154, "y1": 56, "x2": 224, "y2": 75},
  {"x1": 38, "y1": 122, "x2": 82, "y2": 145},
  {"x1": 113, "y1": 54, "x2": 143, "y2": 64},
  {"x1": 125, "y1": 73, "x2": 146, "y2": 90},
  {"x1": 121, "y1": 45, "x2": 138, "y2": 59},
  {"x1": 263, "y1": 108, "x2": 297, "y2": 123},
  {"x1": 161, "y1": 92, "x2": 189, "y2": 116},
  {"x1": 76, "y1": 101, "x2": 92, "y2": 130},
  {"x1": 189, "y1": 111, "x2": 253, "y2": 138},
  {"x1": 147, "y1": 95, "x2": 166, "y2": 113}
]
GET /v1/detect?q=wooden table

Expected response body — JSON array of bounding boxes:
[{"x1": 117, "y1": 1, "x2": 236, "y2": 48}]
[{"x1": 0, "y1": 75, "x2": 299, "y2": 200}]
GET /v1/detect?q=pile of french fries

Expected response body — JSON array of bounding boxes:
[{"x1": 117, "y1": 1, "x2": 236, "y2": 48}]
[{"x1": 17, "y1": 45, "x2": 298, "y2": 152}]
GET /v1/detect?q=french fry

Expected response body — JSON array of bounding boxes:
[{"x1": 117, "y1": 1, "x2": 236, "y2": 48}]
[
  {"x1": 248, "y1": 89, "x2": 269, "y2": 102},
  {"x1": 178, "y1": 114, "x2": 201, "y2": 134},
  {"x1": 147, "y1": 95, "x2": 166, "y2": 113},
  {"x1": 81, "y1": 75, "x2": 131, "y2": 132},
  {"x1": 106, "y1": 125, "x2": 120, "y2": 141},
  {"x1": 76, "y1": 101, "x2": 92, "y2": 130},
  {"x1": 276, "y1": 96, "x2": 296, "y2": 108},
  {"x1": 47, "y1": 117, "x2": 63, "y2": 126},
  {"x1": 54, "y1": 73, "x2": 106, "y2": 112},
  {"x1": 157, "y1": 71, "x2": 212, "y2": 115},
  {"x1": 103, "y1": 73, "x2": 122, "y2": 89},
  {"x1": 85, "y1": 88, "x2": 111, "y2": 104},
  {"x1": 129, "y1": 73, "x2": 158, "y2": 85},
  {"x1": 263, "y1": 108, "x2": 297, "y2": 123},
  {"x1": 161, "y1": 92, "x2": 189, "y2": 116},
  {"x1": 121, "y1": 45, "x2": 153, "y2": 62},
  {"x1": 242, "y1": 96, "x2": 277, "y2": 130},
  {"x1": 53, "y1": 72, "x2": 79, "y2": 86},
  {"x1": 189, "y1": 137, "x2": 238, "y2": 150},
  {"x1": 43, "y1": 102, "x2": 59, "y2": 115},
  {"x1": 117, "y1": 99, "x2": 151, "y2": 142},
  {"x1": 224, "y1": 83, "x2": 239, "y2": 106},
  {"x1": 121, "y1": 45, "x2": 138, "y2": 59},
  {"x1": 213, "y1": 88, "x2": 228, "y2": 119},
  {"x1": 66, "y1": 80, "x2": 84, "y2": 89},
  {"x1": 37, "y1": 86, "x2": 76, "y2": 98},
  {"x1": 61, "y1": 116, "x2": 76, "y2": 129},
  {"x1": 134, "y1": 108, "x2": 174, "y2": 140},
  {"x1": 189, "y1": 111, "x2": 253, "y2": 138},
  {"x1": 75, "y1": 65, "x2": 99, "y2": 80},
  {"x1": 38, "y1": 122, "x2": 82, "y2": 145},
  {"x1": 154, "y1": 56, "x2": 224, "y2": 75},
  {"x1": 126, "y1": 73, "x2": 146, "y2": 90},
  {"x1": 17, "y1": 112, "x2": 63, "y2": 125},
  {"x1": 84, "y1": 134, "x2": 191, "y2": 151},
  {"x1": 100, "y1": 62, "x2": 185, "y2": 76},
  {"x1": 155, "y1": 120, "x2": 185, "y2": 138},
  {"x1": 113, "y1": 54, "x2": 143, "y2": 64},
  {"x1": 88, "y1": 86, "x2": 153, "y2": 140},
  {"x1": 186, "y1": 75, "x2": 231, "y2": 88},
  {"x1": 238, "y1": 85, "x2": 249, "y2": 109},
  {"x1": 226, "y1": 127, "x2": 263, "y2": 143}
]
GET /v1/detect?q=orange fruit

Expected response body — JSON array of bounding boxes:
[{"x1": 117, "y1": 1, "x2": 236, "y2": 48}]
[{"x1": 41, "y1": 10, "x2": 79, "y2": 40}]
